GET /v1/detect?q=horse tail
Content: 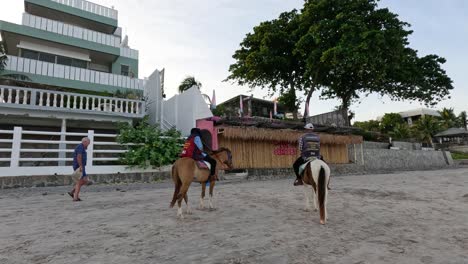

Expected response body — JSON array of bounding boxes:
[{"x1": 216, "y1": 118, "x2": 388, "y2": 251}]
[
  {"x1": 318, "y1": 166, "x2": 326, "y2": 223},
  {"x1": 170, "y1": 164, "x2": 181, "y2": 208}
]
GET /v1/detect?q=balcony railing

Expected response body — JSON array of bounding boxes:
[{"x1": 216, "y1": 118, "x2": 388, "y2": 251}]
[
  {"x1": 21, "y1": 13, "x2": 138, "y2": 59},
  {"x1": 51, "y1": 0, "x2": 118, "y2": 20},
  {"x1": 22, "y1": 13, "x2": 121, "y2": 48},
  {"x1": 4, "y1": 55, "x2": 145, "y2": 91},
  {"x1": 0, "y1": 85, "x2": 145, "y2": 117}
]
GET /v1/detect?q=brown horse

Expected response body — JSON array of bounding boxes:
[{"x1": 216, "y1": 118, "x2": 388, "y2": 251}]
[
  {"x1": 302, "y1": 159, "x2": 331, "y2": 224},
  {"x1": 170, "y1": 148, "x2": 233, "y2": 218}
]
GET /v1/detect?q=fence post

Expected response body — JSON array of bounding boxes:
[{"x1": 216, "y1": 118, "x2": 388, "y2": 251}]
[
  {"x1": 87, "y1": 130, "x2": 94, "y2": 168},
  {"x1": 10, "y1": 127, "x2": 22, "y2": 168},
  {"x1": 58, "y1": 119, "x2": 67, "y2": 166}
]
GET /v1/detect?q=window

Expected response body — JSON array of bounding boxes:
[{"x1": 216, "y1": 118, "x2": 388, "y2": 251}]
[
  {"x1": 71, "y1": 59, "x2": 87, "y2": 69},
  {"x1": 262, "y1": 107, "x2": 268, "y2": 116},
  {"x1": 57, "y1": 56, "x2": 73, "y2": 66},
  {"x1": 21, "y1": 49, "x2": 39, "y2": 60},
  {"x1": 20, "y1": 49, "x2": 88, "y2": 69},
  {"x1": 121, "y1": 65, "x2": 129, "y2": 76},
  {"x1": 39, "y1": 52, "x2": 56, "y2": 63}
]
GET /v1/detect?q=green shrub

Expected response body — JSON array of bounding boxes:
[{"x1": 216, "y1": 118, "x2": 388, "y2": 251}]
[
  {"x1": 117, "y1": 118, "x2": 184, "y2": 168},
  {"x1": 451, "y1": 152, "x2": 468, "y2": 160}
]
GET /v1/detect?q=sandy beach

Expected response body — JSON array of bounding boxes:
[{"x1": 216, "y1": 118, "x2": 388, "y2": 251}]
[{"x1": 0, "y1": 168, "x2": 467, "y2": 264}]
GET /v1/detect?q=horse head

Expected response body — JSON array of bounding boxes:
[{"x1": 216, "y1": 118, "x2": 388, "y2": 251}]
[{"x1": 211, "y1": 148, "x2": 233, "y2": 170}]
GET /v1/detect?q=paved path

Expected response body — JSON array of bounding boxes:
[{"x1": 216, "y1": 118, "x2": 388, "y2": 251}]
[{"x1": 1, "y1": 168, "x2": 467, "y2": 264}]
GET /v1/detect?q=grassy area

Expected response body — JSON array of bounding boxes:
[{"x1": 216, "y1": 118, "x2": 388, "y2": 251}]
[{"x1": 451, "y1": 152, "x2": 468, "y2": 160}]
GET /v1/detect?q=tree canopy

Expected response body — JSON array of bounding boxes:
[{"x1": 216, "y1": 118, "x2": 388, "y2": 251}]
[
  {"x1": 227, "y1": 0, "x2": 453, "y2": 123},
  {"x1": 226, "y1": 10, "x2": 311, "y2": 118},
  {"x1": 178, "y1": 76, "x2": 202, "y2": 93}
]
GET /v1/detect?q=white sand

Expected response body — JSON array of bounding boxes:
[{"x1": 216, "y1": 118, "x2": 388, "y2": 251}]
[{"x1": 0, "y1": 168, "x2": 467, "y2": 264}]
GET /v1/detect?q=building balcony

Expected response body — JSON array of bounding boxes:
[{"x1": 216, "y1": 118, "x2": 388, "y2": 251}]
[
  {"x1": 25, "y1": 0, "x2": 118, "y2": 32},
  {"x1": 3, "y1": 55, "x2": 144, "y2": 93},
  {"x1": 0, "y1": 85, "x2": 145, "y2": 119},
  {"x1": 50, "y1": 0, "x2": 118, "y2": 20},
  {"x1": 21, "y1": 13, "x2": 138, "y2": 59}
]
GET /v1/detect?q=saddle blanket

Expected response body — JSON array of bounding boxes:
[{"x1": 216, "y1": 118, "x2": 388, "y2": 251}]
[{"x1": 196, "y1": 161, "x2": 211, "y2": 170}]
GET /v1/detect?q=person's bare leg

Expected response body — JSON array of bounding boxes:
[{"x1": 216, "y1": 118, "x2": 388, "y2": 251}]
[
  {"x1": 74, "y1": 178, "x2": 88, "y2": 201},
  {"x1": 73, "y1": 181, "x2": 82, "y2": 201}
]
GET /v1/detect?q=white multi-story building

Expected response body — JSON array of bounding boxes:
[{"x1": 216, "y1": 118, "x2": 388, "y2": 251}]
[
  {"x1": 0, "y1": 0, "x2": 168, "y2": 131},
  {"x1": 0, "y1": 0, "x2": 212, "y2": 177}
]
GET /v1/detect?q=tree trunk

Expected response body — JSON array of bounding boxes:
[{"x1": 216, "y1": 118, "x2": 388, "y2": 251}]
[
  {"x1": 303, "y1": 86, "x2": 315, "y2": 121},
  {"x1": 340, "y1": 95, "x2": 351, "y2": 127}
]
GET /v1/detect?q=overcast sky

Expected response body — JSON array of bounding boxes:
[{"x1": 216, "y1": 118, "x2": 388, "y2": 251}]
[{"x1": 2, "y1": 0, "x2": 467, "y2": 121}]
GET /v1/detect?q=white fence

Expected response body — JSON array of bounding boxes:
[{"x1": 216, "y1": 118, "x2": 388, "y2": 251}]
[
  {"x1": 4, "y1": 55, "x2": 145, "y2": 91},
  {"x1": 51, "y1": 0, "x2": 118, "y2": 20},
  {"x1": 0, "y1": 85, "x2": 145, "y2": 117},
  {"x1": 0, "y1": 127, "x2": 130, "y2": 177}
]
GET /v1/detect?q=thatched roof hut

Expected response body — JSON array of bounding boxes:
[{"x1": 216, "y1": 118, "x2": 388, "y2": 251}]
[{"x1": 218, "y1": 126, "x2": 362, "y2": 145}]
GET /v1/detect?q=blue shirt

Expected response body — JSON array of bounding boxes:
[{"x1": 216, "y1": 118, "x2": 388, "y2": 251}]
[
  {"x1": 194, "y1": 136, "x2": 207, "y2": 157},
  {"x1": 73, "y1": 143, "x2": 87, "y2": 169}
]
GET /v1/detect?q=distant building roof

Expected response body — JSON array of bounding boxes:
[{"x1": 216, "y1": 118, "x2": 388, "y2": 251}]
[
  {"x1": 398, "y1": 108, "x2": 441, "y2": 118},
  {"x1": 435, "y1": 127, "x2": 468, "y2": 137}
]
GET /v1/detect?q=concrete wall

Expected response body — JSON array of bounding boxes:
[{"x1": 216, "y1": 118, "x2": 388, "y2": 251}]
[
  {"x1": 145, "y1": 69, "x2": 162, "y2": 126},
  {"x1": 363, "y1": 141, "x2": 389, "y2": 149},
  {"x1": 163, "y1": 87, "x2": 213, "y2": 136},
  {"x1": 362, "y1": 149, "x2": 450, "y2": 171},
  {"x1": 392, "y1": 141, "x2": 422, "y2": 150}
]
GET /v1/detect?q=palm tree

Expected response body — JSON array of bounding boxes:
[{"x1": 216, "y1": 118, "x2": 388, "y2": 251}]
[
  {"x1": 178, "y1": 76, "x2": 202, "y2": 93},
  {"x1": 389, "y1": 123, "x2": 411, "y2": 140},
  {"x1": 412, "y1": 116, "x2": 441, "y2": 147},
  {"x1": 439, "y1": 107, "x2": 457, "y2": 129},
  {"x1": 459, "y1": 111, "x2": 467, "y2": 130}
]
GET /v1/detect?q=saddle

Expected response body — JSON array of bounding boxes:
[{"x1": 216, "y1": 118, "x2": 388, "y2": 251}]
[
  {"x1": 196, "y1": 161, "x2": 211, "y2": 170},
  {"x1": 298, "y1": 157, "x2": 318, "y2": 176}
]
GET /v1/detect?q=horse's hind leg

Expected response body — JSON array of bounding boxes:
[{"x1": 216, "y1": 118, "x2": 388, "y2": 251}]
[
  {"x1": 177, "y1": 183, "x2": 191, "y2": 219},
  {"x1": 313, "y1": 189, "x2": 318, "y2": 212},
  {"x1": 199, "y1": 183, "x2": 206, "y2": 209},
  {"x1": 303, "y1": 185, "x2": 312, "y2": 211},
  {"x1": 184, "y1": 194, "x2": 192, "y2": 214},
  {"x1": 209, "y1": 181, "x2": 216, "y2": 209}
]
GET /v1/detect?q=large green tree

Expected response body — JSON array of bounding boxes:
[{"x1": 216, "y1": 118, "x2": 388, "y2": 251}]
[
  {"x1": 379, "y1": 113, "x2": 405, "y2": 134},
  {"x1": 353, "y1": 120, "x2": 380, "y2": 132},
  {"x1": 226, "y1": 10, "x2": 312, "y2": 119},
  {"x1": 228, "y1": 0, "x2": 453, "y2": 124},
  {"x1": 295, "y1": 0, "x2": 453, "y2": 125}
]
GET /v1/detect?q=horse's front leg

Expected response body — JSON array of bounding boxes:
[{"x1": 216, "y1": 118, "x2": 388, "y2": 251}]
[
  {"x1": 199, "y1": 182, "x2": 206, "y2": 209},
  {"x1": 209, "y1": 180, "x2": 216, "y2": 209}
]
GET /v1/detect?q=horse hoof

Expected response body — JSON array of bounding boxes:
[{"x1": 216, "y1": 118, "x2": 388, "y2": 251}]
[
  {"x1": 320, "y1": 220, "x2": 326, "y2": 225},
  {"x1": 303, "y1": 207, "x2": 311, "y2": 212},
  {"x1": 314, "y1": 208, "x2": 318, "y2": 212}
]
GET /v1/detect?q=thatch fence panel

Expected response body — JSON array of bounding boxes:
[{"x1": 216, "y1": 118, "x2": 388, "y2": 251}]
[{"x1": 216, "y1": 127, "x2": 361, "y2": 169}]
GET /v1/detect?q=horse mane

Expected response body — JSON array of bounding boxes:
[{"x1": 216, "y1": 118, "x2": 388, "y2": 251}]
[{"x1": 211, "y1": 147, "x2": 231, "y2": 155}]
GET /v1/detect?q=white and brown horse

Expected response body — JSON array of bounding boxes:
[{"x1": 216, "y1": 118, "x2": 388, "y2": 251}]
[
  {"x1": 302, "y1": 159, "x2": 331, "y2": 224},
  {"x1": 170, "y1": 148, "x2": 233, "y2": 219}
]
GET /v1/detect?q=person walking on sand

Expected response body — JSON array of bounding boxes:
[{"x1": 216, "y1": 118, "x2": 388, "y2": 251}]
[{"x1": 68, "y1": 137, "x2": 91, "y2": 202}]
